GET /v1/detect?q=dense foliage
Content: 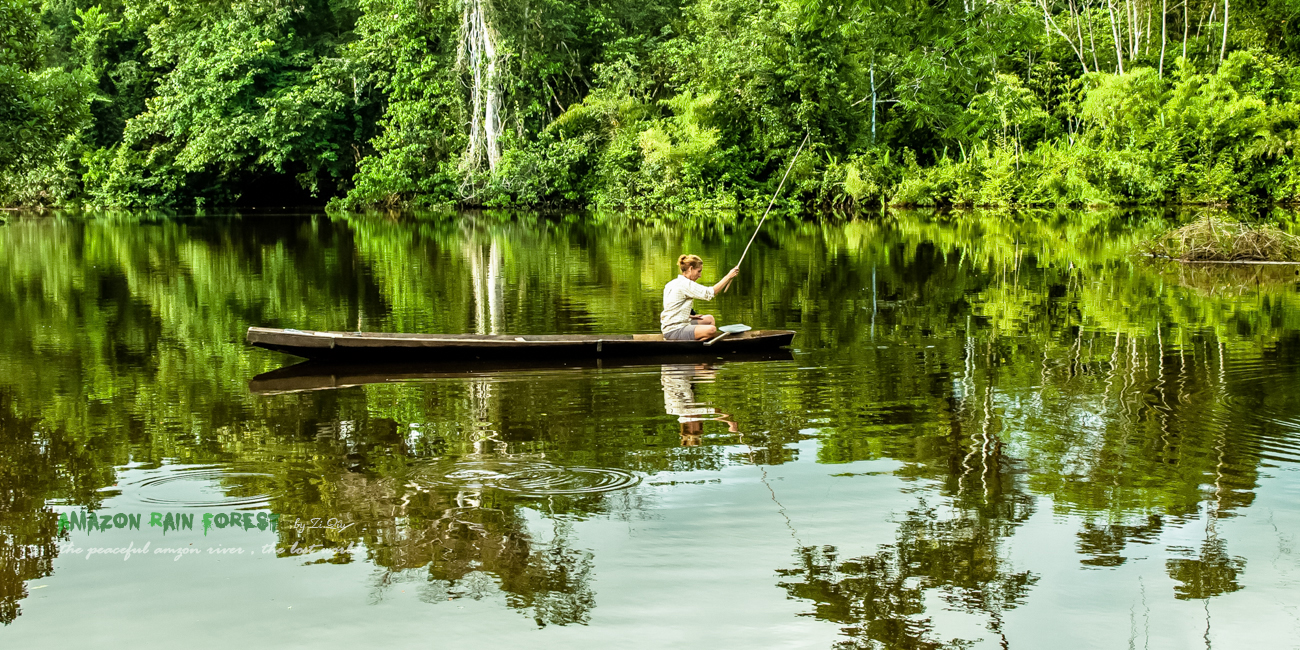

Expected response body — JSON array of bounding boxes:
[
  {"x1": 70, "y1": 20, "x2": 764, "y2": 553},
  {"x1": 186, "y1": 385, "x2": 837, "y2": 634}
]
[{"x1": 5, "y1": 0, "x2": 1300, "y2": 209}]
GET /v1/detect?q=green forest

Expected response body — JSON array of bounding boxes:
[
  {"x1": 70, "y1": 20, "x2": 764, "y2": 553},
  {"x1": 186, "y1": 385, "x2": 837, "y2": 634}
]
[{"x1": 4, "y1": 0, "x2": 1300, "y2": 209}]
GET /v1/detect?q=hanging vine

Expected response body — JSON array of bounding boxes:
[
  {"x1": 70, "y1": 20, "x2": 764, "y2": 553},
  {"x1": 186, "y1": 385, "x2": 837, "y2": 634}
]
[{"x1": 458, "y1": 0, "x2": 504, "y2": 174}]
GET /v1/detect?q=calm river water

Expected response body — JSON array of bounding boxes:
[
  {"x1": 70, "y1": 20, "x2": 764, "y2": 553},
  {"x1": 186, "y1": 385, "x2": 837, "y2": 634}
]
[{"x1": 1, "y1": 210, "x2": 1299, "y2": 648}]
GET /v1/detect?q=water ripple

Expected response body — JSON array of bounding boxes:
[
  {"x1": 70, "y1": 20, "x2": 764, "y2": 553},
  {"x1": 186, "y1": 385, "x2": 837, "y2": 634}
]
[
  {"x1": 409, "y1": 459, "x2": 640, "y2": 496},
  {"x1": 118, "y1": 465, "x2": 277, "y2": 509}
]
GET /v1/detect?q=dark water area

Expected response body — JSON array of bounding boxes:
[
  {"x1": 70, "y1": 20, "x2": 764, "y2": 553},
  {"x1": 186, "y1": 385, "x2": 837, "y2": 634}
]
[{"x1": 1, "y1": 210, "x2": 1299, "y2": 648}]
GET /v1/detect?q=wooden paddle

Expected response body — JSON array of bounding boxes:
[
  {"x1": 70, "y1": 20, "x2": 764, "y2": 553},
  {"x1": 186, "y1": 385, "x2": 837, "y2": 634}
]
[{"x1": 704, "y1": 323, "x2": 751, "y2": 347}]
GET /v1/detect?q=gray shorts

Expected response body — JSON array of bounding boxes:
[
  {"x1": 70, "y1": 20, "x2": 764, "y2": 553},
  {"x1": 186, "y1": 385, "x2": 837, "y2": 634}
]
[{"x1": 663, "y1": 326, "x2": 697, "y2": 341}]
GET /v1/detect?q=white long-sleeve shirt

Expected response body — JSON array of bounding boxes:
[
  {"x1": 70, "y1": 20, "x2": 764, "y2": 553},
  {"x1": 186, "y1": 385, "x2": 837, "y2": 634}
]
[{"x1": 660, "y1": 275, "x2": 714, "y2": 335}]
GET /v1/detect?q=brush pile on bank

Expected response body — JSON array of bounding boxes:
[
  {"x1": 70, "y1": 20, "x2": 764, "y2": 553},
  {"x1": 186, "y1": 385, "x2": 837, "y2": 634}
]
[{"x1": 1139, "y1": 216, "x2": 1300, "y2": 263}]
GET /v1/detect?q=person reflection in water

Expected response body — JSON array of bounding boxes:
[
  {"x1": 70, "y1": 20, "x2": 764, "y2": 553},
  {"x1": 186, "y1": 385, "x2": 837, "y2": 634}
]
[
  {"x1": 661, "y1": 254, "x2": 739, "y2": 341},
  {"x1": 679, "y1": 420, "x2": 703, "y2": 446},
  {"x1": 661, "y1": 364, "x2": 740, "y2": 446}
]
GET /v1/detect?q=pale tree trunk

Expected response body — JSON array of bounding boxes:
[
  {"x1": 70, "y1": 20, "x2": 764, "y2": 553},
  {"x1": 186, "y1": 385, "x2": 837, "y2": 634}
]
[
  {"x1": 1120, "y1": 0, "x2": 1130, "y2": 61},
  {"x1": 1087, "y1": 0, "x2": 1101, "y2": 71},
  {"x1": 1145, "y1": 5, "x2": 1153, "y2": 55},
  {"x1": 1219, "y1": 0, "x2": 1229, "y2": 62},
  {"x1": 1202, "y1": 2, "x2": 1216, "y2": 52},
  {"x1": 1127, "y1": 0, "x2": 1137, "y2": 60},
  {"x1": 1042, "y1": 0, "x2": 1090, "y2": 72},
  {"x1": 1073, "y1": 0, "x2": 1090, "y2": 71},
  {"x1": 870, "y1": 63, "x2": 877, "y2": 142},
  {"x1": 1108, "y1": 0, "x2": 1126, "y2": 72},
  {"x1": 1130, "y1": 0, "x2": 1141, "y2": 59},
  {"x1": 1182, "y1": 0, "x2": 1189, "y2": 60},
  {"x1": 1144, "y1": 4, "x2": 1154, "y2": 55},
  {"x1": 1159, "y1": 0, "x2": 1167, "y2": 75}
]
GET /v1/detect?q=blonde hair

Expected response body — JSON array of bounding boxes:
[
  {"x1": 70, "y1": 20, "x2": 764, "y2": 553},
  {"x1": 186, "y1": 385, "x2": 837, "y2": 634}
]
[{"x1": 677, "y1": 254, "x2": 703, "y2": 273}]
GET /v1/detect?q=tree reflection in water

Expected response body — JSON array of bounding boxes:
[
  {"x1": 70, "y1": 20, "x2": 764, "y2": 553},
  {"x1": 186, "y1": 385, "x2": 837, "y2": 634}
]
[
  {"x1": 777, "y1": 436, "x2": 1037, "y2": 648},
  {"x1": 0, "y1": 387, "x2": 117, "y2": 625},
  {"x1": 776, "y1": 332, "x2": 1042, "y2": 649},
  {"x1": 1076, "y1": 515, "x2": 1163, "y2": 567},
  {"x1": 0, "y1": 392, "x2": 58, "y2": 625},
  {"x1": 777, "y1": 506, "x2": 1037, "y2": 650},
  {"x1": 0, "y1": 210, "x2": 1297, "y2": 635},
  {"x1": 271, "y1": 376, "x2": 601, "y2": 627},
  {"x1": 271, "y1": 461, "x2": 601, "y2": 627},
  {"x1": 365, "y1": 489, "x2": 597, "y2": 626},
  {"x1": 1166, "y1": 538, "x2": 1245, "y2": 601}
]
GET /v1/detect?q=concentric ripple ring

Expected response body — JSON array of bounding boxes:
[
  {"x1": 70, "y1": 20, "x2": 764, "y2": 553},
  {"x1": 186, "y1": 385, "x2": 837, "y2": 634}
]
[
  {"x1": 121, "y1": 465, "x2": 277, "y2": 509},
  {"x1": 410, "y1": 459, "x2": 640, "y2": 496}
]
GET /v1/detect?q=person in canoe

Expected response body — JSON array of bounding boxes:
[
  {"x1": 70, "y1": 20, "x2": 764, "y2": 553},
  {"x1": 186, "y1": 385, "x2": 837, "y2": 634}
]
[{"x1": 661, "y1": 254, "x2": 739, "y2": 340}]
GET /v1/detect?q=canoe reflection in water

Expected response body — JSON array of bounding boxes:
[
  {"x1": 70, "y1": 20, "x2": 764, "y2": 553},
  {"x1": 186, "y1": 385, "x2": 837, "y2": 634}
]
[
  {"x1": 249, "y1": 353, "x2": 793, "y2": 395},
  {"x1": 660, "y1": 364, "x2": 740, "y2": 446}
]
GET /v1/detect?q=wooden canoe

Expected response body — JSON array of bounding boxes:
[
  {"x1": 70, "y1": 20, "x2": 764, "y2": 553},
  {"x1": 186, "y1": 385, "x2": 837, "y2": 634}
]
[
  {"x1": 246, "y1": 327, "x2": 796, "y2": 361},
  {"x1": 248, "y1": 351, "x2": 795, "y2": 395}
]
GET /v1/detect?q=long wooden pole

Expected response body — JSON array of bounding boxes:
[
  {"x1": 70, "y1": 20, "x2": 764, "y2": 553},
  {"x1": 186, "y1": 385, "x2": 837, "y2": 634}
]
[{"x1": 733, "y1": 132, "x2": 811, "y2": 271}]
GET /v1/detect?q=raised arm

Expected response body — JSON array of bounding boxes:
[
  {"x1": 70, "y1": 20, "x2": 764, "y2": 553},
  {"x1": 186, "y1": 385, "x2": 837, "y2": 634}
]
[{"x1": 711, "y1": 267, "x2": 739, "y2": 293}]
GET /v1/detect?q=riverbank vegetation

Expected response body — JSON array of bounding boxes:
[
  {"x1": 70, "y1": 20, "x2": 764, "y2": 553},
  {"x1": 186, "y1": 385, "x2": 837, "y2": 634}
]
[{"x1": 4, "y1": 0, "x2": 1300, "y2": 210}]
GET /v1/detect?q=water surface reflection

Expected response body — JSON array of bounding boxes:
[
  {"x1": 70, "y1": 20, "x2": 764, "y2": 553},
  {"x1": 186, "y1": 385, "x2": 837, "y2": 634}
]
[{"x1": 0, "y1": 210, "x2": 1298, "y2": 647}]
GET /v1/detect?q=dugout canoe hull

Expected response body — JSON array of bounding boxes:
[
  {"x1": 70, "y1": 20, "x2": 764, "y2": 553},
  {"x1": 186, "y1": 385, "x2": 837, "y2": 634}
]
[
  {"x1": 248, "y1": 351, "x2": 795, "y2": 395},
  {"x1": 246, "y1": 327, "x2": 796, "y2": 361}
]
